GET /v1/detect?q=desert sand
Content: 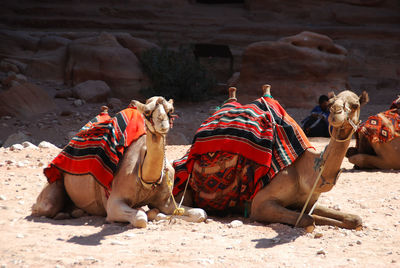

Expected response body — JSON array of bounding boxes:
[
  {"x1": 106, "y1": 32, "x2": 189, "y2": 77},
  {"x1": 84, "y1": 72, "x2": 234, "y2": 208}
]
[{"x1": 0, "y1": 133, "x2": 399, "y2": 267}]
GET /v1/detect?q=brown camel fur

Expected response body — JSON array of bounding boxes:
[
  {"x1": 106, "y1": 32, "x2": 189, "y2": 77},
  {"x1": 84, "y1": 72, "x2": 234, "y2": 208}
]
[
  {"x1": 32, "y1": 96, "x2": 207, "y2": 228},
  {"x1": 346, "y1": 110, "x2": 400, "y2": 170},
  {"x1": 178, "y1": 86, "x2": 368, "y2": 230}
]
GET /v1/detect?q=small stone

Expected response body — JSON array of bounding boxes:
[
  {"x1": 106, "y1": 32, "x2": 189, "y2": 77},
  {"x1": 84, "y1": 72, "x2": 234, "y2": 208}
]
[
  {"x1": 38, "y1": 141, "x2": 59, "y2": 149},
  {"x1": 22, "y1": 141, "x2": 38, "y2": 149},
  {"x1": 314, "y1": 232, "x2": 323, "y2": 239},
  {"x1": 0, "y1": 195, "x2": 6, "y2": 200},
  {"x1": 16, "y1": 234, "x2": 24, "y2": 238},
  {"x1": 110, "y1": 240, "x2": 128, "y2": 246},
  {"x1": 10, "y1": 144, "x2": 24, "y2": 151},
  {"x1": 356, "y1": 240, "x2": 362, "y2": 245},
  {"x1": 317, "y1": 249, "x2": 326, "y2": 255},
  {"x1": 73, "y1": 99, "x2": 84, "y2": 107},
  {"x1": 227, "y1": 220, "x2": 243, "y2": 228}
]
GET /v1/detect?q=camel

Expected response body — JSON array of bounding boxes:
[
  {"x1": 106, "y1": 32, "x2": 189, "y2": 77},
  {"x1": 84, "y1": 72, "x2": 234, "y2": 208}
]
[
  {"x1": 175, "y1": 85, "x2": 368, "y2": 230},
  {"x1": 346, "y1": 107, "x2": 400, "y2": 169},
  {"x1": 32, "y1": 96, "x2": 207, "y2": 228}
]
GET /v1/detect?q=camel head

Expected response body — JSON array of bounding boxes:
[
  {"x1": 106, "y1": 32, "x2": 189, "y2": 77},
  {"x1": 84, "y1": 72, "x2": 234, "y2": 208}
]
[
  {"x1": 131, "y1": 96, "x2": 174, "y2": 135},
  {"x1": 328, "y1": 90, "x2": 369, "y2": 134}
]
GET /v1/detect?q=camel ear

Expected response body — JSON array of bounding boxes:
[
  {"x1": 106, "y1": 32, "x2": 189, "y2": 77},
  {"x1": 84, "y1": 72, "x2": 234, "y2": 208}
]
[
  {"x1": 359, "y1": 91, "x2": 369, "y2": 107},
  {"x1": 327, "y1": 91, "x2": 335, "y2": 99},
  {"x1": 132, "y1": 100, "x2": 150, "y2": 116},
  {"x1": 157, "y1": 97, "x2": 164, "y2": 105},
  {"x1": 168, "y1": 99, "x2": 174, "y2": 106}
]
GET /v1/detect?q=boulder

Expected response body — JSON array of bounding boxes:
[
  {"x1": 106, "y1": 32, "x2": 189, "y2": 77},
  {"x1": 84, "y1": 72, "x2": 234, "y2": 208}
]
[
  {"x1": 0, "y1": 82, "x2": 57, "y2": 117},
  {"x1": 3, "y1": 132, "x2": 32, "y2": 148},
  {"x1": 238, "y1": 31, "x2": 348, "y2": 108},
  {"x1": 25, "y1": 35, "x2": 70, "y2": 81},
  {"x1": 72, "y1": 80, "x2": 111, "y2": 103},
  {"x1": 65, "y1": 32, "x2": 146, "y2": 98},
  {"x1": 114, "y1": 33, "x2": 159, "y2": 56}
]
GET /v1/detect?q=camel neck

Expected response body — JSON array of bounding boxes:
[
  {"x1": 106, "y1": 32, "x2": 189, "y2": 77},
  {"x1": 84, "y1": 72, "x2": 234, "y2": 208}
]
[
  {"x1": 318, "y1": 127, "x2": 353, "y2": 192},
  {"x1": 141, "y1": 131, "x2": 166, "y2": 183}
]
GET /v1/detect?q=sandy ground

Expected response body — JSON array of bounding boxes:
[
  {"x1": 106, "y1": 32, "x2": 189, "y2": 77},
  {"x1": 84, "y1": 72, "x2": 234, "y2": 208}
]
[{"x1": 0, "y1": 136, "x2": 399, "y2": 268}]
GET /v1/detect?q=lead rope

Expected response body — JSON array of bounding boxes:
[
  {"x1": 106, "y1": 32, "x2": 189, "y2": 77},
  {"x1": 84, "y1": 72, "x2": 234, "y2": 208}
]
[
  {"x1": 294, "y1": 145, "x2": 329, "y2": 227},
  {"x1": 162, "y1": 136, "x2": 185, "y2": 223}
]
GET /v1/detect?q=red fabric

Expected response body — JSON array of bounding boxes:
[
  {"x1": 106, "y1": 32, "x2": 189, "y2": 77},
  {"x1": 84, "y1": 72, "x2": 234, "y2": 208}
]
[
  {"x1": 44, "y1": 107, "x2": 145, "y2": 190},
  {"x1": 189, "y1": 151, "x2": 269, "y2": 211},
  {"x1": 358, "y1": 109, "x2": 400, "y2": 143}
]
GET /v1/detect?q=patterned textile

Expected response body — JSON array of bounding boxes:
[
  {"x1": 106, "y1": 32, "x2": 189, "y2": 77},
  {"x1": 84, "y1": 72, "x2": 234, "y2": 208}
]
[
  {"x1": 358, "y1": 109, "x2": 400, "y2": 143},
  {"x1": 44, "y1": 107, "x2": 146, "y2": 191},
  {"x1": 390, "y1": 96, "x2": 400, "y2": 109},
  {"x1": 173, "y1": 96, "x2": 312, "y2": 210}
]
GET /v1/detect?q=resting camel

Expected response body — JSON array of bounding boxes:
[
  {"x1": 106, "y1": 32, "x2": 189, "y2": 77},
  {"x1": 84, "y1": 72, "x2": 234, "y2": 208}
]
[
  {"x1": 175, "y1": 85, "x2": 368, "y2": 230},
  {"x1": 346, "y1": 100, "x2": 400, "y2": 169},
  {"x1": 32, "y1": 96, "x2": 206, "y2": 228}
]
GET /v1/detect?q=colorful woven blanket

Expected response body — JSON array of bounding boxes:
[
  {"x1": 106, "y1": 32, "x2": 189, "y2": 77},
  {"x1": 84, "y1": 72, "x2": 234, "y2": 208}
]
[
  {"x1": 44, "y1": 107, "x2": 146, "y2": 191},
  {"x1": 173, "y1": 96, "x2": 312, "y2": 210},
  {"x1": 358, "y1": 109, "x2": 400, "y2": 143}
]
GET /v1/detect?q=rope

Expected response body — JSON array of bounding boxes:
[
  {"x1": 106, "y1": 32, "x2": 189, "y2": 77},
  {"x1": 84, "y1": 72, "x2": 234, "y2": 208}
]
[{"x1": 294, "y1": 146, "x2": 327, "y2": 227}]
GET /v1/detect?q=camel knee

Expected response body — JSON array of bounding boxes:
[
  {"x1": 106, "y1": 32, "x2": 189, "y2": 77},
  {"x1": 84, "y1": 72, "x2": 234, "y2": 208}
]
[
  {"x1": 346, "y1": 147, "x2": 358, "y2": 158},
  {"x1": 32, "y1": 181, "x2": 66, "y2": 218}
]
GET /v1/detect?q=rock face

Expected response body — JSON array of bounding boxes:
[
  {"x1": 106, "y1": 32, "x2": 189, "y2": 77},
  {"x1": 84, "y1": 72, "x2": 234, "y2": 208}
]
[
  {"x1": 65, "y1": 32, "x2": 146, "y2": 99},
  {"x1": 0, "y1": 30, "x2": 155, "y2": 99},
  {"x1": 238, "y1": 31, "x2": 348, "y2": 107},
  {"x1": 0, "y1": 1, "x2": 399, "y2": 107},
  {"x1": 0, "y1": 82, "x2": 57, "y2": 117}
]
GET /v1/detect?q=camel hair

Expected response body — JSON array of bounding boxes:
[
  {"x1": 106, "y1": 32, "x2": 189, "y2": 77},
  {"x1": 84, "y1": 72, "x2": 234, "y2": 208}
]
[
  {"x1": 32, "y1": 96, "x2": 207, "y2": 228},
  {"x1": 177, "y1": 85, "x2": 368, "y2": 231}
]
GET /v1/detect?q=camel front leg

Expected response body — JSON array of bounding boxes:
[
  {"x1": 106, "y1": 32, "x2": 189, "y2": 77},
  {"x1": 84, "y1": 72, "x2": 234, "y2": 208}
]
[
  {"x1": 250, "y1": 199, "x2": 314, "y2": 228},
  {"x1": 106, "y1": 197, "x2": 148, "y2": 228},
  {"x1": 311, "y1": 205, "x2": 362, "y2": 230}
]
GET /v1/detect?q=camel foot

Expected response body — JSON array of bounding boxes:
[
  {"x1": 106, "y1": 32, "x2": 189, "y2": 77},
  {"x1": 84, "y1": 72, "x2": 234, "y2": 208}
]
[
  {"x1": 305, "y1": 224, "x2": 315, "y2": 233},
  {"x1": 53, "y1": 212, "x2": 71, "y2": 220},
  {"x1": 295, "y1": 214, "x2": 315, "y2": 228},
  {"x1": 146, "y1": 208, "x2": 160, "y2": 221},
  {"x1": 132, "y1": 210, "x2": 148, "y2": 228},
  {"x1": 71, "y1": 208, "x2": 86, "y2": 218},
  {"x1": 343, "y1": 214, "x2": 362, "y2": 230},
  {"x1": 155, "y1": 213, "x2": 168, "y2": 221}
]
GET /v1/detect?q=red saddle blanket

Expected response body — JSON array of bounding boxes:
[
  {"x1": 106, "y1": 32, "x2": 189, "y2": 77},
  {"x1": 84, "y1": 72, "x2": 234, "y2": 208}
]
[
  {"x1": 44, "y1": 107, "x2": 146, "y2": 191},
  {"x1": 358, "y1": 109, "x2": 400, "y2": 143},
  {"x1": 173, "y1": 96, "x2": 312, "y2": 211}
]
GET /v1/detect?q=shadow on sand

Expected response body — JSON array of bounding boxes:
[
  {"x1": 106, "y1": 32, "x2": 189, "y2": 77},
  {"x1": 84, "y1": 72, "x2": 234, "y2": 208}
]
[{"x1": 25, "y1": 215, "x2": 130, "y2": 246}]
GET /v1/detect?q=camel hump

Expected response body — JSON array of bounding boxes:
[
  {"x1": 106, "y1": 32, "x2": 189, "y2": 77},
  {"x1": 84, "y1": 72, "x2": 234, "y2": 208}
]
[{"x1": 262, "y1": 84, "x2": 271, "y2": 96}]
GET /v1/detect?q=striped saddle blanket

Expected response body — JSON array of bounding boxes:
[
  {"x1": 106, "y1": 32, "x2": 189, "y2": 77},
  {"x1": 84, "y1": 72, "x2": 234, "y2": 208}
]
[
  {"x1": 44, "y1": 107, "x2": 146, "y2": 191},
  {"x1": 173, "y1": 96, "x2": 312, "y2": 211}
]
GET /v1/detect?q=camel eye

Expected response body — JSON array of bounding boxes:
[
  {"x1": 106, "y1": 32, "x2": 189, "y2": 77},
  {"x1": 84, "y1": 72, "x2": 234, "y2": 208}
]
[
  {"x1": 143, "y1": 109, "x2": 152, "y2": 117},
  {"x1": 351, "y1": 103, "x2": 359, "y2": 110}
]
